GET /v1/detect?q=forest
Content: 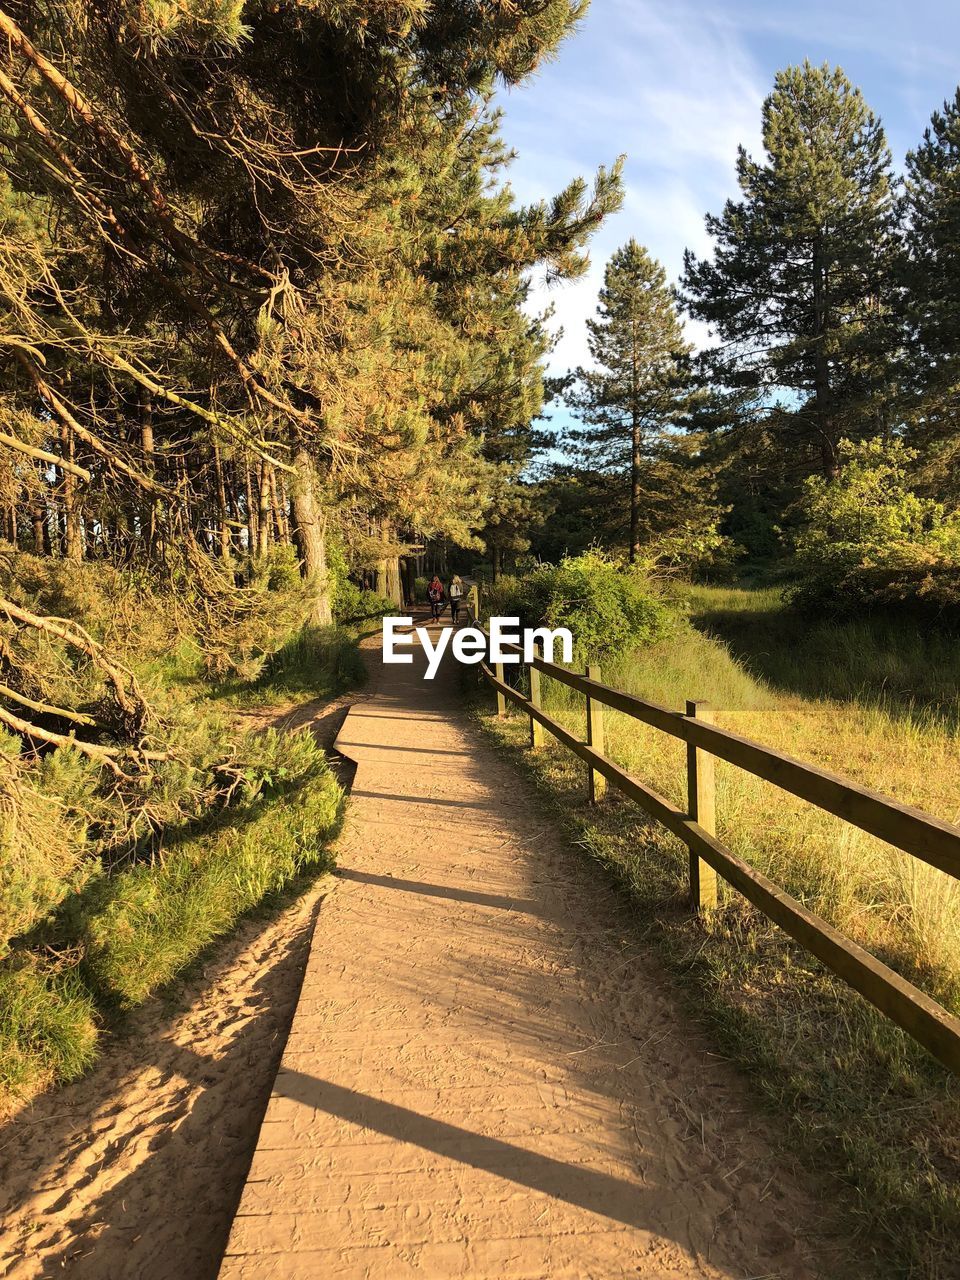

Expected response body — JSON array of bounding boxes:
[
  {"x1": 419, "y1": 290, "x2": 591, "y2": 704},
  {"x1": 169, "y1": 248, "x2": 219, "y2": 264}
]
[
  {"x1": 0, "y1": 0, "x2": 623, "y2": 1092},
  {"x1": 2, "y1": 4, "x2": 960, "y2": 1275}
]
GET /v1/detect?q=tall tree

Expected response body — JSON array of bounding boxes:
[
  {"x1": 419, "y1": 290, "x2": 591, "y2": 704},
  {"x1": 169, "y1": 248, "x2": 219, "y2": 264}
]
[
  {"x1": 0, "y1": 0, "x2": 620, "y2": 622},
  {"x1": 901, "y1": 88, "x2": 960, "y2": 496},
  {"x1": 682, "y1": 62, "x2": 898, "y2": 479},
  {"x1": 566, "y1": 239, "x2": 692, "y2": 561}
]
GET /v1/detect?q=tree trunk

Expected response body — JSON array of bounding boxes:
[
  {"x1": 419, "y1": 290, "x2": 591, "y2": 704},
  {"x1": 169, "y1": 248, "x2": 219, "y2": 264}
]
[
  {"x1": 212, "y1": 443, "x2": 232, "y2": 563},
  {"x1": 140, "y1": 391, "x2": 159, "y2": 552},
  {"x1": 630, "y1": 408, "x2": 641, "y2": 564},
  {"x1": 31, "y1": 504, "x2": 45, "y2": 554},
  {"x1": 374, "y1": 521, "x2": 404, "y2": 607},
  {"x1": 401, "y1": 558, "x2": 416, "y2": 606},
  {"x1": 290, "y1": 449, "x2": 332, "y2": 625},
  {"x1": 812, "y1": 237, "x2": 837, "y2": 478},
  {"x1": 492, "y1": 544, "x2": 501, "y2": 581},
  {"x1": 271, "y1": 469, "x2": 290, "y2": 544},
  {"x1": 61, "y1": 427, "x2": 82, "y2": 562},
  {"x1": 258, "y1": 461, "x2": 273, "y2": 555},
  {"x1": 244, "y1": 462, "x2": 259, "y2": 560}
]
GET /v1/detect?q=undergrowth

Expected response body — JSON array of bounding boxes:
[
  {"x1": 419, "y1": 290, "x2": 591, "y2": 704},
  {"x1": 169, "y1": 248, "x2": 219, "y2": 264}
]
[{"x1": 0, "y1": 551, "x2": 369, "y2": 1114}]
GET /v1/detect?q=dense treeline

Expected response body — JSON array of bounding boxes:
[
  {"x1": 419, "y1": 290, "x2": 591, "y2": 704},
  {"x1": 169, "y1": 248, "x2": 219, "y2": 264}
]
[
  {"x1": 530, "y1": 62, "x2": 960, "y2": 620},
  {"x1": 0, "y1": 0, "x2": 622, "y2": 740},
  {"x1": 0, "y1": 2, "x2": 627, "y2": 1105}
]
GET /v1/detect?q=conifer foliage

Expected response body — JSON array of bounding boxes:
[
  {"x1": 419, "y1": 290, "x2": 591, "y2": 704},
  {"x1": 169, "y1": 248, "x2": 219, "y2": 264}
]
[
  {"x1": 682, "y1": 62, "x2": 898, "y2": 479},
  {"x1": 567, "y1": 239, "x2": 694, "y2": 561},
  {"x1": 0, "y1": 0, "x2": 621, "y2": 727}
]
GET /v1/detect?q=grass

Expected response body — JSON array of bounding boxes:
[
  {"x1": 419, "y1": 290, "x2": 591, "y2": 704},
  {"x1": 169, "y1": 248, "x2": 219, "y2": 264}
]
[
  {"x1": 0, "y1": 739, "x2": 343, "y2": 1109},
  {"x1": 0, "y1": 617, "x2": 361, "y2": 1115},
  {"x1": 77, "y1": 740, "x2": 343, "y2": 1007},
  {"x1": 0, "y1": 962, "x2": 99, "y2": 1100},
  {"x1": 475, "y1": 584, "x2": 960, "y2": 1278},
  {"x1": 684, "y1": 583, "x2": 960, "y2": 731},
  {"x1": 149, "y1": 623, "x2": 368, "y2": 709},
  {"x1": 206, "y1": 624, "x2": 368, "y2": 707}
]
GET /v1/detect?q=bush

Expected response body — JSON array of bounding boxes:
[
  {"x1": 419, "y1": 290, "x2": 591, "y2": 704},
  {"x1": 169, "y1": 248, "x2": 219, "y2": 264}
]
[
  {"x1": 640, "y1": 520, "x2": 744, "y2": 581},
  {"x1": 789, "y1": 438, "x2": 960, "y2": 621},
  {"x1": 334, "y1": 579, "x2": 394, "y2": 623},
  {"x1": 486, "y1": 551, "x2": 674, "y2": 660}
]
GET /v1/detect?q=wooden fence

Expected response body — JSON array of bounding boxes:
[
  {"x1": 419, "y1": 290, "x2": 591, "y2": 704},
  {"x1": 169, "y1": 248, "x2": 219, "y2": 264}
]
[{"x1": 477, "y1": 629, "x2": 960, "y2": 1077}]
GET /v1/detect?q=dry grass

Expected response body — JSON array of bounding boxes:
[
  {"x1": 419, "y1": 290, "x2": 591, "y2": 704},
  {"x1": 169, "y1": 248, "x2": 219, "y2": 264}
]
[
  {"x1": 475, "y1": 585, "x2": 960, "y2": 1277},
  {"x1": 542, "y1": 594, "x2": 960, "y2": 1000}
]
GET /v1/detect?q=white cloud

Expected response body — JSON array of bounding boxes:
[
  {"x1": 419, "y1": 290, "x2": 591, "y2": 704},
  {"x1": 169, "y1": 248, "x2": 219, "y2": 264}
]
[{"x1": 497, "y1": 0, "x2": 767, "y2": 372}]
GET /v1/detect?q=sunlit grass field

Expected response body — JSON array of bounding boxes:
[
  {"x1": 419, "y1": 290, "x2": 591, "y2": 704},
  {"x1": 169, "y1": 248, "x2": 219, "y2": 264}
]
[
  {"x1": 602, "y1": 587, "x2": 960, "y2": 996},
  {"x1": 477, "y1": 583, "x2": 960, "y2": 1277}
]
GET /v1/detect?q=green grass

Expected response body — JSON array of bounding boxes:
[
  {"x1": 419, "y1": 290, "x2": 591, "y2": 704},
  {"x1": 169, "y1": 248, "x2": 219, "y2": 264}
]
[
  {"x1": 684, "y1": 583, "x2": 960, "y2": 731},
  {"x1": 0, "y1": 962, "x2": 99, "y2": 1099},
  {"x1": 181, "y1": 624, "x2": 368, "y2": 708},
  {"x1": 0, "y1": 740, "x2": 343, "y2": 1105},
  {"x1": 0, "y1": 613, "x2": 363, "y2": 1115},
  {"x1": 78, "y1": 741, "x2": 343, "y2": 1007},
  {"x1": 475, "y1": 585, "x2": 960, "y2": 1278}
]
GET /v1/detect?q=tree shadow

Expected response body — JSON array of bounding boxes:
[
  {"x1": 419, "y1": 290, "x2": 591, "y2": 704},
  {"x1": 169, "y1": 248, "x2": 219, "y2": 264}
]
[
  {"x1": 265, "y1": 1070, "x2": 662, "y2": 1230},
  {"x1": 692, "y1": 599, "x2": 960, "y2": 732},
  {"x1": 0, "y1": 893, "x2": 326, "y2": 1280}
]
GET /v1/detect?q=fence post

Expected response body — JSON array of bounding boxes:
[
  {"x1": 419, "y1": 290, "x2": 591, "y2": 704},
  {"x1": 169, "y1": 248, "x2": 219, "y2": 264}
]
[
  {"x1": 467, "y1": 583, "x2": 479, "y2": 623},
  {"x1": 528, "y1": 649, "x2": 544, "y2": 748},
  {"x1": 586, "y1": 664, "x2": 606, "y2": 804},
  {"x1": 686, "y1": 699, "x2": 718, "y2": 912},
  {"x1": 495, "y1": 660, "x2": 506, "y2": 717}
]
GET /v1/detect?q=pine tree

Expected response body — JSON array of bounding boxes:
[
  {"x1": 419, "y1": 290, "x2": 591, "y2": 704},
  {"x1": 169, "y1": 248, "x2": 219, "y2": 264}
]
[
  {"x1": 0, "y1": 0, "x2": 620, "y2": 618},
  {"x1": 566, "y1": 239, "x2": 692, "y2": 562},
  {"x1": 682, "y1": 62, "x2": 898, "y2": 479},
  {"x1": 902, "y1": 88, "x2": 960, "y2": 484}
]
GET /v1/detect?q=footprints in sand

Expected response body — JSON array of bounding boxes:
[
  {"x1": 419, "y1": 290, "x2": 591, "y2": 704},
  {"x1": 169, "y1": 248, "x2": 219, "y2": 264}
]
[{"x1": 0, "y1": 888, "x2": 327, "y2": 1279}]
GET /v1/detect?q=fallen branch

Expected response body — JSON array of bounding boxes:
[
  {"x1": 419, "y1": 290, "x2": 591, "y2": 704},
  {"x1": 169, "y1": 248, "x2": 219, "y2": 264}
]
[
  {"x1": 14, "y1": 350, "x2": 170, "y2": 496},
  {"x1": 0, "y1": 703, "x2": 165, "y2": 780},
  {"x1": 0, "y1": 682, "x2": 96, "y2": 727},
  {"x1": 0, "y1": 426, "x2": 91, "y2": 480},
  {"x1": 0, "y1": 595, "x2": 145, "y2": 717}
]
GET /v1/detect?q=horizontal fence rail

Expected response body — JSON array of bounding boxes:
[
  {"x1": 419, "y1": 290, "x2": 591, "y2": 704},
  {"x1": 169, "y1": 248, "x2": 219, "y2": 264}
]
[{"x1": 477, "y1": 632, "x2": 960, "y2": 1077}]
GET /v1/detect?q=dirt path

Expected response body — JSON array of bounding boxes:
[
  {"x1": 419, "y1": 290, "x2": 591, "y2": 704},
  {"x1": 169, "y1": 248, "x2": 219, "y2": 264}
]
[
  {"x1": 220, "y1": 619, "x2": 838, "y2": 1280},
  {"x1": 0, "y1": 690, "x2": 369, "y2": 1280}
]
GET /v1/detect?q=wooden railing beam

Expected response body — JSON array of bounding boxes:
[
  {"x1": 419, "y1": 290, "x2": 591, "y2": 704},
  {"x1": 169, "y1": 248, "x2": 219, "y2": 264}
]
[
  {"x1": 485, "y1": 636, "x2": 960, "y2": 882},
  {"x1": 479, "y1": 660, "x2": 960, "y2": 1077}
]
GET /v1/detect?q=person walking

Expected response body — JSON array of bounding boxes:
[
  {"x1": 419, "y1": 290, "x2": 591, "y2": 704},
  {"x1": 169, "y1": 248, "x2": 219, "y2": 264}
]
[
  {"x1": 449, "y1": 574, "x2": 464, "y2": 624},
  {"x1": 427, "y1": 574, "x2": 445, "y2": 621}
]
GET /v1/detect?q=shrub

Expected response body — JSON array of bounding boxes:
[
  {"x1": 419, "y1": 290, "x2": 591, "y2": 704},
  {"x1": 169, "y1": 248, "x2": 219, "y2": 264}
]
[
  {"x1": 789, "y1": 438, "x2": 960, "y2": 620},
  {"x1": 640, "y1": 520, "x2": 743, "y2": 581},
  {"x1": 334, "y1": 579, "x2": 394, "y2": 623},
  {"x1": 487, "y1": 551, "x2": 674, "y2": 660}
]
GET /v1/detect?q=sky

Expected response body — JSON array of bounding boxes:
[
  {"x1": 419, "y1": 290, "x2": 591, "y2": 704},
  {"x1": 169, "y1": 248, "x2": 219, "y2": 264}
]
[{"x1": 495, "y1": 0, "x2": 960, "y2": 385}]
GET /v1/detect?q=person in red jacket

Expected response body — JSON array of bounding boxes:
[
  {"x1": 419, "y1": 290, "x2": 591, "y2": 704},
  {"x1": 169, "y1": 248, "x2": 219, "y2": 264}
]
[{"x1": 427, "y1": 574, "x2": 445, "y2": 621}]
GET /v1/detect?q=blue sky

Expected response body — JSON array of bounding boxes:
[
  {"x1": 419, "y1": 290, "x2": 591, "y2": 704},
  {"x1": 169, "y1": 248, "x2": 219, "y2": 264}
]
[{"x1": 495, "y1": 0, "x2": 960, "y2": 380}]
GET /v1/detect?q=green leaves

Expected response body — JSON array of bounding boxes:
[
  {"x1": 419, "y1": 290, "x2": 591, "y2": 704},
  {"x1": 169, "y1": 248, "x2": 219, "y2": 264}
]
[
  {"x1": 683, "y1": 61, "x2": 898, "y2": 477},
  {"x1": 789, "y1": 438, "x2": 960, "y2": 618}
]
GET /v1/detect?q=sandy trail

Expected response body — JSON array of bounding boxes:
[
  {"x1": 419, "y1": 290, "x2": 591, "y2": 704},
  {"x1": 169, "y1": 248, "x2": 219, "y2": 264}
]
[
  {"x1": 0, "y1": 692, "x2": 367, "y2": 1280},
  {"x1": 220, "y1": 618, "x2": 840, "y2": 1280}
]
